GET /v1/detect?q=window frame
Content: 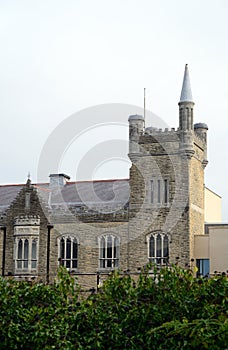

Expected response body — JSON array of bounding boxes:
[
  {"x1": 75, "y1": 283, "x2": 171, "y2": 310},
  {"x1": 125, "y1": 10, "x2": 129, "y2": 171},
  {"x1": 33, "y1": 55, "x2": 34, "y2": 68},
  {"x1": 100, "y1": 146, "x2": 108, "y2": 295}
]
[
  {"x1": 147, "y1": 232, "x2": 169, "y2": 265},
  {"x1": 14, "y1": 236, "x2": 39, "y2": 273},
  {"x1": 196, "y1": 259, "x2": 210, "y2": 277},
  {"x1": 98, "y1": 234, "x2": 120, "y2": 270},
  {"x1": 58, "y1": 235, "x2": 78, "y2": 270}
]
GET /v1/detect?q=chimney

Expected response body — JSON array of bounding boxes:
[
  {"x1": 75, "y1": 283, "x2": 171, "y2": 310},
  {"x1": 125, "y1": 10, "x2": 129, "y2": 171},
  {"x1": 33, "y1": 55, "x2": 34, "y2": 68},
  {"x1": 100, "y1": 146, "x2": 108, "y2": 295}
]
[{"x1": 49, "y1": 174, "x2": 70, "y2": 189}]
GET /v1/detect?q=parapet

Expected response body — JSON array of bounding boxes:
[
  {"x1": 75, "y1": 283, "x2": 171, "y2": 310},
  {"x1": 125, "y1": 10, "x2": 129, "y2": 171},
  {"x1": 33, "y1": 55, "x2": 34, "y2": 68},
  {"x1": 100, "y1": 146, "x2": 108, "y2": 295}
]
[
  {"x1": 14, "y1": 215, "x2": 40, "y2": 226},
  {"x1": 144, "y1": 127, "x2": 177, "y2": 135}
]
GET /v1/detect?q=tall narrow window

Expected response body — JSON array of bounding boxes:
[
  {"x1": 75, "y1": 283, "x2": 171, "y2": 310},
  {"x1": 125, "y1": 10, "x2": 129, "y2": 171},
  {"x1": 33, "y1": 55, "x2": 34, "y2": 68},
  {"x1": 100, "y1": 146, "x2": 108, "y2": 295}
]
[
  {"x1": 151, "y1": 180, "x2": 154, "y2": 204},
  {"x1": 24, "y1": 239, "x2": 29, "y2": 269},
  {"x1": 72, "y1": 238, "x2": 78, "y2": 268},
  {"x1": 164, "y1": 179, "x2": 168, "y2": 204},
  {"x1": 150, "y1": 178, "x2": 169, "y2": 205},
  {"x1": 17, "y1": 239, "x2": 23, "y2": 269},
  {"x1": 100, "y1": 236, "x2": 105, "y2": 268},
  {"x1": 157, "y1": 180, "x2": 161, "y2": 203},
  {"x1": 148, "y1": 232, "x2": 169, "y2": 265},
  {"x1": 99, "y1": 235, "x2": 119, "y2": 269},
  {"x1": 31, "y1": 240, "x2": 37, "y2": 269},
  {"x1": 66, "y1": 238, "x2": 71, "y2": 268},
  {"x1": 163, "y1": 235, "x2": 169, "y2": 258},
  {"x1": 59, "y1": 236, "x2": 78, "y2": 270}
]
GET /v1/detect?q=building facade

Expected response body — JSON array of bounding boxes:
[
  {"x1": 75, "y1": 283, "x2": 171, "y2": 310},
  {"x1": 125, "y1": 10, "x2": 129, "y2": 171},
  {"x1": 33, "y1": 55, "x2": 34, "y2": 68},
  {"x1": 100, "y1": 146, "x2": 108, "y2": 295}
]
[{"x1": 0, "y1": 65, "x2": 227, "y2": 288}]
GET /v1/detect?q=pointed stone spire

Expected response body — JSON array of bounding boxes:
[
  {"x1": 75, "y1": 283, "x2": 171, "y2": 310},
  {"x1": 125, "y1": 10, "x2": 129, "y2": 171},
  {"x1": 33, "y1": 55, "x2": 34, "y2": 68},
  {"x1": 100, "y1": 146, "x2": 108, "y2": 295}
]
[{"x1": 180, "y1": 64, "x2": 193, "y2": 103}]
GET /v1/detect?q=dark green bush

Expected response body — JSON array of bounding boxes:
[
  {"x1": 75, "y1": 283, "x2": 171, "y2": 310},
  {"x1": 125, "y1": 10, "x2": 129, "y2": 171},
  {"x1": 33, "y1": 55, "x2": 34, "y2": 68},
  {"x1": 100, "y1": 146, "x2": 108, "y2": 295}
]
[{"x1": 0, "y1": 265, "x2": 227, "y2": 349}]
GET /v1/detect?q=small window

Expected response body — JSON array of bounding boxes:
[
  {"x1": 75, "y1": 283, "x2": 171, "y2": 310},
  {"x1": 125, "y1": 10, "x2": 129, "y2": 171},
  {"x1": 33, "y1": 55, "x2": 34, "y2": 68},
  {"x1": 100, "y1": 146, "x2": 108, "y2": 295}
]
[
  {"x1": 148, "y1": 232, "x2": 169, "y2": 265},
  {"x1": 99, "y1": 235, "x2": 119, "y2": 269},
  {"x1": 196, "y1": 259, "x2": 210, "y2": 277},
  {"x1": 164, "y1": 179, "x2": 168, "y2": 204},
  {"x1": 151, "y1": 180, "x2": 154, "y2": 204},
  {"x1": 59, "y1": 236, "x2": 78, "y2": 270},
  {"x1": 157, "y1": 180, "x2": 161, "y2": 203}
]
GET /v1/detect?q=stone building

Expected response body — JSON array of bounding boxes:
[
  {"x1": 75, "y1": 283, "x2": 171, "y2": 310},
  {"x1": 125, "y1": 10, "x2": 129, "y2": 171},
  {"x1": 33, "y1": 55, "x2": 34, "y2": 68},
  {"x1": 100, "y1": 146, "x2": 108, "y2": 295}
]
[{"x1": 0, "y1": 65, "x2": 227, "y2": 289}]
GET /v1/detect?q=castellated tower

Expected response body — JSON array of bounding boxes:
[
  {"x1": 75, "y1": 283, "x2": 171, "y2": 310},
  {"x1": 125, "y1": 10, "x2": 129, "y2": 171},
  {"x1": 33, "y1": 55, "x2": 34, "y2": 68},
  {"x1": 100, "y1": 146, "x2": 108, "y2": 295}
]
[{"x1": 128, "y1": 64, "x2": 208, "y2": 269}]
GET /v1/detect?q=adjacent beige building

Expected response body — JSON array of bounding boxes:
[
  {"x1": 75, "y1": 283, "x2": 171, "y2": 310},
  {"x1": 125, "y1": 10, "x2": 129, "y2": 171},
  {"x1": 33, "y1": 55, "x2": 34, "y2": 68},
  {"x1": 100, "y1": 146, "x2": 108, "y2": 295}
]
[{"x1": 204, "y1": 187, "x2": 222, "y2": 223}]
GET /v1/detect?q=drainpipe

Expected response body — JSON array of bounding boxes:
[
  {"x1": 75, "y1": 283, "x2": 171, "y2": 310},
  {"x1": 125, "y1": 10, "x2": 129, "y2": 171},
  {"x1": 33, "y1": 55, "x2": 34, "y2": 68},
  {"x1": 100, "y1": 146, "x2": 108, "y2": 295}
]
[
  {"x1": 1, "y1": 227, "x2": 6, "y2": 277},
  {"x1": 46, "y1": 225, "x2": 53, "y2": 284}
]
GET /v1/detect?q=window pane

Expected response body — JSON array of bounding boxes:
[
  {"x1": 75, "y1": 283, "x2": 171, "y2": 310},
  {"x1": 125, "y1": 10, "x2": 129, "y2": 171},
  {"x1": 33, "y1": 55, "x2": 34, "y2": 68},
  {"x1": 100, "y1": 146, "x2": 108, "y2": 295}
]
[
  {"x1": 203, "y1": 259, "x2": 210, "y2": 275},
  {"x1": 100, "y1": 237, "x2": 105, "y2": 259},
  {"x1": 114, "y1": 237, "x2": 119, "y2": 258},
  {"x1": 163, "y1": 235, "x2": 169, "y2": 258},
  {"x1": 157, "y1": 180, "x2": 161, "y2": 203},
  {"x1": 107, "y1": 236, "x2": 112, "y2": 259},
  {"x1": 18, "y1": 239, "x2": 22, "y2": 259},
  {"x1": 32, "y1": 240, "x2": 37, "y2": 260},
  {"x1": 72, "y1": 260, "x2": 77, "y2": 268},
  {"x1": 24, "y1": 239, "x2": 29, "y2": 260},
  {"x1": 149, "y1": 236, "x2": 155, "y2": 258},
  {"x1": 156, "y1": 234, "x2": 161, "y2": 257},
  {"x1": 73, "y1": 240, "x2": 77, "y2": 259},
  {"x1": 107, "y1": 260, "x2": 112, "y2": 268},
  {"x1": 17, "y1": 261, "x2": 22, "y2": 269},
  {"x1": 66, "y1": 238, "x2": 71, "y2": 259},
  {"x1": 32, "y1": 240, "x2": 37, "y2": 269},
  {"x1": 164, "y1": 179, "x2": 168, "y2": 204},
  {"x1": 100, "y1": 259, "x2": 105, "y2": 269},
  {"x1": 151, "y1": 180, "x2": 154, "y2": 203},
  {"x1": 66, "y1": 260, "x2": 70, "y2": 268},
  {"x1": 60, "y1": 238, "x2": 65, "y2": 259}
]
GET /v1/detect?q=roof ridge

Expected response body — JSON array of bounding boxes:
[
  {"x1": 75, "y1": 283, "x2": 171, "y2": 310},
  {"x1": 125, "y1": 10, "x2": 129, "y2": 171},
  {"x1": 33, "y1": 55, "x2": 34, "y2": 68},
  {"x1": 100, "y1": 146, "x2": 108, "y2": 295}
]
[{"x1": 0, "y1": 178, "x2": 130, "y2": 187}]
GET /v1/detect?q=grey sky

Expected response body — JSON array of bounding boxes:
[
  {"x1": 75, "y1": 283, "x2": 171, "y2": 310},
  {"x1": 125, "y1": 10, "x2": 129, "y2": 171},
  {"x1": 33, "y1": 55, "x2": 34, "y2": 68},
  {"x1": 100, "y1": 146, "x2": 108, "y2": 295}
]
[{"x1": 0, "y1": 0, "x2": 228, "y2": 220}]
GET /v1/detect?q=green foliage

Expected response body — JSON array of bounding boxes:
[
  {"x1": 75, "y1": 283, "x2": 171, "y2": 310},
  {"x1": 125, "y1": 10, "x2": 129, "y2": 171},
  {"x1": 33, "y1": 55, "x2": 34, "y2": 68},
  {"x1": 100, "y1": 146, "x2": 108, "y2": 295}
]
[{"x1": 0, "y1": 265, "x2": 227, "y2": 349}]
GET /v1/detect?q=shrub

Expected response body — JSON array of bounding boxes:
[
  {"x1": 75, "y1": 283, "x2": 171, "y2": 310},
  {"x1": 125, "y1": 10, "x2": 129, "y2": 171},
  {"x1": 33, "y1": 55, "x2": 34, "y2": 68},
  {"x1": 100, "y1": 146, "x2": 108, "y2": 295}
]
[{"x1": 0, "y1": 265, "x2": 227, "y2": 349}]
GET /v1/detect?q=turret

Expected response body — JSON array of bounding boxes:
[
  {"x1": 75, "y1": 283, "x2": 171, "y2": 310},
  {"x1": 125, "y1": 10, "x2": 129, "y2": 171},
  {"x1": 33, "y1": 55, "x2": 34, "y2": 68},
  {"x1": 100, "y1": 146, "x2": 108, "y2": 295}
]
[
  {"x1": 128, "y1": 114, "x2": 144, "y2": 161},
  {"x1": 178, "y1": 64, "x2": 195, "y2": 157}
]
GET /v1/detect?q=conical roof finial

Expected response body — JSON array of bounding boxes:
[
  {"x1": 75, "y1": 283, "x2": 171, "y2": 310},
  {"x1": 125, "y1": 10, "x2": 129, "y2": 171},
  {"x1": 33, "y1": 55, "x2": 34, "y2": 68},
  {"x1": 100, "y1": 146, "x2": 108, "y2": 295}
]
[
  {"x1": 179, "y1": 64, "x2": 193, "y2": 103},
  {"x1": 26, "y1": 172, "x2": 31, "y2": 187}
]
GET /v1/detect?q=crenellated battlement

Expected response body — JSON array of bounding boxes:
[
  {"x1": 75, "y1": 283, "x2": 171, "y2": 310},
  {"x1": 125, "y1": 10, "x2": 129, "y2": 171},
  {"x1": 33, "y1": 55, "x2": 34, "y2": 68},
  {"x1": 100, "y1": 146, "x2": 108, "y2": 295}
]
[
  {"x1": 14, "y1": 215, "x2": 40, "y2": 226},
  {"x1": 144, "y1": 126, "x2": 178, "y2": 135}
]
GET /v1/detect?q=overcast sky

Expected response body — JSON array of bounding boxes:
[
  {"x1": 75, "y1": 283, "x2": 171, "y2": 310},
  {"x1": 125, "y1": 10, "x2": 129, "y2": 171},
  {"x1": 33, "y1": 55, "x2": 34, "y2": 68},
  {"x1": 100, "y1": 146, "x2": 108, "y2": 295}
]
[{"x1": 0, "y1": 0, "x2": 228, "y2": 220}]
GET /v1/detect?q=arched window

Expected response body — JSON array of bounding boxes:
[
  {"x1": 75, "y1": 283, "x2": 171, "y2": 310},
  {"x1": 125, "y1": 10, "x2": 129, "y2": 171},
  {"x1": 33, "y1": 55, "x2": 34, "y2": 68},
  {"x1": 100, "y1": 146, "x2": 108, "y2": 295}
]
[
  {"x1": 99, "y1": 235, "x2": 119, "y2": 269},
  {"x1": 148, "y1": 232, "x2": 169, "y2": 265},
  {"x1": 59, "y1": 236, "x2": 78, "y2": 269}
]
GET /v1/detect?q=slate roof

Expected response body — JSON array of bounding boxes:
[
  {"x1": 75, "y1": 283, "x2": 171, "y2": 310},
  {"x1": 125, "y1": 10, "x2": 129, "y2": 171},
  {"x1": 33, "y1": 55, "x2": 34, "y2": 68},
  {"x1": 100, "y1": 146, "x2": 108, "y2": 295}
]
[
  {"x1": 0, "y1": 179, "x2": 130, "y2": 217},
  {"x1": 0, "y1": 184, "x2": 23, "y2": 214}
]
